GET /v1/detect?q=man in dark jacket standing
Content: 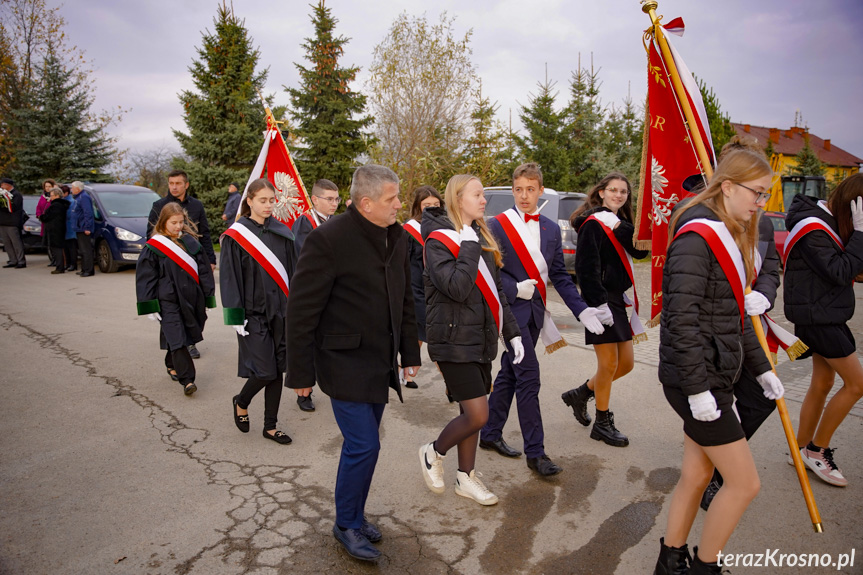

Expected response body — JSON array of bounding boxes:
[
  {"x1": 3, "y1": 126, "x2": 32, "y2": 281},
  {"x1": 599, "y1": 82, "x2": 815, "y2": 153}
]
[
  {"x1": 0, "y1": 177, "x2": 26, "y2": 268},
  {"x1": 38, "y1": 187, "x2": 70, "y2": 274},
  {"x1": 286, "y1": 164, "x2": 421, "y2": 563},
  {"x1": 70, "y1": 181, "x2": 95, "y2": 276},
  {"x1": 221, "y1": 182, "x2": 241, "y2": 223}
]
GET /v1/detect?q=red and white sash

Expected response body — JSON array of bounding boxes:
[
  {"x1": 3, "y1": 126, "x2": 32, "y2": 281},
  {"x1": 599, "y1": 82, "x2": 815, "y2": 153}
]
[
  {"x1": 427, "y1": 229, "x2": 503, "y2": 334},
  {"x1": 223, "y1": 222, "x2": 290, "y2": 298},
  {"x1": 147, "y1": 234, "x2": 199, "y2": 284},
  {"x1": 404, "y1": 219, "x2": 423, "y2": 245},
  {"x1": 585, "y1": 212, "x2": 646, "y2": 342},
  {"x1": 782, "y1": 216, "x2": 843, "y2": 265},
  {"x1": 304, "y1": 210, "x2": 321, "y2": 229},
  {"x1": 673, "y1": 218, "x2": 746, "y2": 329},
  {"x1": 494, "y1": 209, "x2": 566, "y2": 352}
]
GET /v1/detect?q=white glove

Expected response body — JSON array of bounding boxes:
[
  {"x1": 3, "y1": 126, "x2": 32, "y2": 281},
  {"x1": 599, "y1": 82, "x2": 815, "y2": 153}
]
[
  {"x1": 232, "y1": 319, "x2": 249, "y2": 337},
  {"x1": 756, "y1": 371, "x2": 785, "y2": 400},
  {"x1": 851, "y1": 197, "x2": 863, "y2": 232},
  {"x1": 509, "y1": 336, "x2": 525, "y2": 364},
  {"x1": 688, "y1": 391, "x2": 721, "y2": 422},
  {"x1": 147, "y1": 313, "x2": 161, "y2": 322},
  {"x1": 460, "y1": 225, "x2": 479, "y2": 242},
  {"x1": 516, "y1": 279, "x2": 538, "y2": 300},
  {"x1": 596, "y1": 303, "x2": 615, "y2": 326},
  {"x1": 744, "y1": 291, "x2": 771, "y2": 316},
  {"x1": 578, "y1": 307, "x2": 605, "y2": 335}
]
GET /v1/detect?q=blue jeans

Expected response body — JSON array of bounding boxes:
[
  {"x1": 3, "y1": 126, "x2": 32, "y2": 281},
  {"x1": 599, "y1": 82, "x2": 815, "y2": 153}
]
[{"x1": 330, "y1": 399, "x2": 385, "y2": 529}]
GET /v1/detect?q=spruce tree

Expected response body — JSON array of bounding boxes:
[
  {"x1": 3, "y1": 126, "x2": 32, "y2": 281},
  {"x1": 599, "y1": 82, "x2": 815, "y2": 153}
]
[
  {"x1": 563, "y1": 58, "x2": 606, "y2": 192},
  {"x1": 461, "y1": 82, "x2": 512, "y2": 187},
  {"x1": 11, "y1": 47, "x2": 114, "y2": 192},
  {"x1": 515, "y1": 77, "x2": 569, "y2": 189},
  {"x1": 790, "y1": 136, "x2": 825, "y2": 177},
  {"x1": 287, "y1": 1, "x2": 373, "y2": 197},
  {"x1": 173, "y1": 4, "x2": 268, "y2": 237}
]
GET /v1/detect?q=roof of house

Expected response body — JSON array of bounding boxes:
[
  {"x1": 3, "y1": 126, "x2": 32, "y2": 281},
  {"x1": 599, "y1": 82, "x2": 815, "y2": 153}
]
[{"x1": 732, "y1": 123, "x2": 863, "y2": 167}]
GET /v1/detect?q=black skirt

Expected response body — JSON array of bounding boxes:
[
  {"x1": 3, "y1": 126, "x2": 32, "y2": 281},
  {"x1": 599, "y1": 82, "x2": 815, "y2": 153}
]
[
  {"x1": 795, "y1": 323, "x2": 856, "y2": 360},
  {"x1": 438, "y1": 361, "x2": 492, "y2": 402},
  {"x1": 585, "y1": 292, "x2": 633, "y2": 345},
  {"x1": 663, "y1": 385, "x2": 745, "y2": 447}
]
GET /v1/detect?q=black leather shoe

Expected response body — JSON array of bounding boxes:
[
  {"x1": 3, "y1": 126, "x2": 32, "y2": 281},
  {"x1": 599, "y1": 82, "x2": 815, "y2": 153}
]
[
  {"x1": 15, "y1": 263, "x2": 26, "y2": 268},
  {"x1": 51, "y1": 269, "x2": 65, "y2": 274},
  {"x1": 166, "y1": 368, "x2": 179, "y2": 382},
  {"x1": 527, "y1": 455, "x2": 562, "y2": 476},
  {"x1": 232, "y1": 395, "x2": 249, "y2": 433},
  {"x1": 183, "y1": 381, "x2": 197, "y2": 396},
  {"x1": 561, "y1": 381, "x2": 594, "y2": 426},
  {"x1": 297, "y1": 393, "x2": 315, "y2": 412},
  {"x1": 654, "y1": 537, "x2": 691, "y2": 575},
  {"x1": 404, "y1": 379, "x2": 418, "y2": 389},
  {"x1": 591, "y1": 410, "x2": 629, "y2": 447},
  {"x1": 65, "y1": 266, "x2": 77, "y2": 272},
  {"x1": 263, "y1": 429, "x2": 292, "y2": 444},
  {"x1": 2, "y1": 262, "x2": 16, "y2": 268},
  {"x1": 80, "y1": 271, "x2": 94, "y2": 277},
  {"x1": 188, "y1": 344, "x2": 200, "y2": 359},
  {"x1": 332, "y1": 525, "x2": 381, "y2": 562},
  {"x1": 699, "y1": 479, "x2": 721, "y2": 511},
  {"x1": 479, "y1": 437, "x2": 522, "y2": 458},
  {"x1": 360, "y1": 517, "x2": 382, "y2": 543}
]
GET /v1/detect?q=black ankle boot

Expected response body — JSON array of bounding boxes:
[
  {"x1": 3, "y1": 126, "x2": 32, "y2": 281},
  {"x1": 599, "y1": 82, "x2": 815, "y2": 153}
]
[
  {"x1": 561, "y1": 381, "x2": 594, "y2": 426},
  {"x1": 691, "y1": 547, "x2": 723, "y2": 574},
  {"x1": 654, "y1": 537, "x2": 691, "y2": 575},
  {"x1": 590, "y1": 409, "x2": 629, "y2": 447}
]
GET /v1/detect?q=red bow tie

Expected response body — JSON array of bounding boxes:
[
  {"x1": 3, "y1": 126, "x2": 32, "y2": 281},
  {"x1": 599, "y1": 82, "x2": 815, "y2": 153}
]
[{"x1": 524, "y1": 213, "x2": 540, "y2": 222}]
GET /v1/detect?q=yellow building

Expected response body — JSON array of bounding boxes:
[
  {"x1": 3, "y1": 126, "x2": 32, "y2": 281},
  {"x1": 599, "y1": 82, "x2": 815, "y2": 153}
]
[{"x1": 732, "y1": 123, "x2": 862, "y2": 212}]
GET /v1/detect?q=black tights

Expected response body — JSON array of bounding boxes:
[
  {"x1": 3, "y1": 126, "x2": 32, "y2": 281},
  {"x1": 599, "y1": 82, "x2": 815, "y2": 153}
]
[
  {"x1": 434, "y1": 396, "x2": 489, "y2": 473},
  {"x1": 237, "y1": 376, "x2": 283, "y2": 431}
]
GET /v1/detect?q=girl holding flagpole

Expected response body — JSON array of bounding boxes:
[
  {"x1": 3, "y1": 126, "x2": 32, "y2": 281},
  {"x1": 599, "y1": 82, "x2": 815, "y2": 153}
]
[
  {"x1": 403, "y1": 185, "x2": 443, "y2": 388},
  {"x1": 136, "y1": 202, "x2": 216, "y2": 396},
  {"x1": 783, "y1": 173, "x2": 863, "y2": 487},
  {"x1": 655, "y1": 147, "x2": 784, "y2": 575},
  {"x1": 220, "y1": 178, "x2": 296, "y2": 445},
  {"x1": 418, "y1": 175, "x2": 522, "y2": 506},
  {"x1": 561, "y1": 172, "x2": 648, "y2": 447}
]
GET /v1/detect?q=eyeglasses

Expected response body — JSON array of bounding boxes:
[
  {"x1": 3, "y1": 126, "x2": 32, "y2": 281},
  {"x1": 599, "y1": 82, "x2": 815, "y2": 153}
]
[
  {"x1": 604, "y1": 187, "x2": 630, "y2": 196},
  {"x1": 737, "y1": 183, "x2": 771, "y2": 203},
  {"x1": 314, "y1": 195, "x2": 341, "y2": 205}
]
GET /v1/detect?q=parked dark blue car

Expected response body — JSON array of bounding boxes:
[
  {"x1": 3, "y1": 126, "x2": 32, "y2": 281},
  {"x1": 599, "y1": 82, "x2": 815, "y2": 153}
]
[{"x1": 86, "y1": 184, "x2": 161, "y2": 273}]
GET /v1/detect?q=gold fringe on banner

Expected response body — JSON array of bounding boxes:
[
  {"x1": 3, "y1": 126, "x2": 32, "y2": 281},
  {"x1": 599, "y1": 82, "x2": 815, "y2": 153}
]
[
  {"x1": 545, "y1": 338, "x2": 568, "y2": 355},
  {"x1": 785, "y1": 339, "x2": 809, "y2": 361}
]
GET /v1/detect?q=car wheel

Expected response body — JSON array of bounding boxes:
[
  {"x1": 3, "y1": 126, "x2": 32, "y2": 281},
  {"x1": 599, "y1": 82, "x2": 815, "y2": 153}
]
[{"x1": 97, "y1": 240, "x2": 120, "y2": 273}]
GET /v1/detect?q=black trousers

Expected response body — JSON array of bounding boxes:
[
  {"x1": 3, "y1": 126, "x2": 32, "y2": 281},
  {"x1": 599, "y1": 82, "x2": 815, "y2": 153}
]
[
  {"x1": 713, "y1": 366, "x2": 776, "y2": 486},
  {"x1": 164, "y1": 347, "x2": 195, "y2": 385},
  {"x1": 237, "y1": 376, "x2": 283, "y2": 430},
  {"x1": 64, "y1": 238, "x2": 78, "y2": 269},
  {"x1": 49, "y1": 246, "x2": 65, "y2": 271},
  {"x1": 76, "y1": 232, "x2": 94, "y2": 273}
]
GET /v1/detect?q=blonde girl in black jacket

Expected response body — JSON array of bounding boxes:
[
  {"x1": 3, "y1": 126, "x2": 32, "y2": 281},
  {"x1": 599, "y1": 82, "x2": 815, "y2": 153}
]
[{"x1": 654, "y1": 144, "x2": 784, "y2": 575}]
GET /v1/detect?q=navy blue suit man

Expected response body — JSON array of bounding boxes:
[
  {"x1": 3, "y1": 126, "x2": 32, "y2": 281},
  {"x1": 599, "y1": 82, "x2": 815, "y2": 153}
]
[{"x1": 480, "y1": 163, "x2": 608, "y2": 476}]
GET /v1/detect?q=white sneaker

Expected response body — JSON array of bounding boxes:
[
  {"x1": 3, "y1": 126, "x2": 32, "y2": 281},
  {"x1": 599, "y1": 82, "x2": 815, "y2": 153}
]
[
  {"x1": 787, "y1": 447, "x2": 803, "y2": 466},
  {"x1": 455, "y1": 469, "x2": 498, "y2": 505},
  {"x1": 419, "y1": 442, "x2": 445, "y2": 494},
  {"x1": 801, "y1": 445, "x2": 848, "y2": 487}
]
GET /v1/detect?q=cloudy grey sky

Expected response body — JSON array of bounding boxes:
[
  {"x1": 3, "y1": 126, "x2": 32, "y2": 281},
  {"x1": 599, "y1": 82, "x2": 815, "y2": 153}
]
[{"x1": 61, "y1": 0, "x2": 863, "y2": 161}]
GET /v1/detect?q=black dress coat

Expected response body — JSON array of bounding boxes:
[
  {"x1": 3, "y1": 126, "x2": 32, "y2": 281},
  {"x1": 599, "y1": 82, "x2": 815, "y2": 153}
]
[
  {"x1": 219, "y1": 217, "x2": 296, "y2": 380},
  {"x1": 38, "y1": 198, "x2": 70, "y2": 248},
  {"x1": 285, "y1": 203, "x2": 421, "y2": 404},
  {"x1": 422, "y1": 207, "x2": 520, "y2": 363},
  {"x1": 136, "y1": 234, "x2": 216, "y2": 351}
]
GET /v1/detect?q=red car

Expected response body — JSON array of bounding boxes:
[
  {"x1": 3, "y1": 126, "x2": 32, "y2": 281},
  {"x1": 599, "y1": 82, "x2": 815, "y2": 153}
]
[{"x1": 763, "y1": 212, "x2": 788, "y2": 265}]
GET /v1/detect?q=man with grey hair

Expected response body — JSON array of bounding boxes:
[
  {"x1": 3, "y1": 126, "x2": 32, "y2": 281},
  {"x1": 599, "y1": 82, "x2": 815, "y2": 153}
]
[
  {"x1": 0, "y1": 178, "x2": 26, "y2": 268},
  {"x1": 70, "y1": 181, "x2": 96, "y2": 277},
  {"x1": 286, "y1": 164, "x2": 421, "y2": 563}
]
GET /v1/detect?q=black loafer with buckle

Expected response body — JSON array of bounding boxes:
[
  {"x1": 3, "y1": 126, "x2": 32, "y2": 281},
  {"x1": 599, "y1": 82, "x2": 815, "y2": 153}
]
[
  {"x1": 232, "y1": 395, "x2": 250, "y2": 433},
  {"x1": 263, "y1": 429, "x2": 292, "y2": 444}
]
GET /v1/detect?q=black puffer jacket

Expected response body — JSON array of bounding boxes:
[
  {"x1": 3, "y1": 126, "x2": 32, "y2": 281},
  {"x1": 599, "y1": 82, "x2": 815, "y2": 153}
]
[
  {"x1": 574, "y1": 207, "x2": 649, "y2": 305},
  {"x1": 422, "y1": 207, "x2": 519, "y2": 363},
  {"x1": 659, "y1": 203, "x2": 771, "y2": 396},
  {"x1": 784, "y1": 194, "x2": 863, "y2": 326}
]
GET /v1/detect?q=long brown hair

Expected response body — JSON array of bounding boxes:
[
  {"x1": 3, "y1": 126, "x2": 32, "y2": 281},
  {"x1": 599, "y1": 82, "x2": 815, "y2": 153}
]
[
  {"x1": 572, "y1": 172, "x2": 634, "y2": 224},
  {"x1": 240, "y1": 178, "x2": 276, "y2": 218},
  {"x1": 827, "y1": 173, "x2": 863, "y2": 244},
  {"x1": 410, "y1": 185, "x2": 442, "y2": 221},
  {"x1": 670, "y1": 137, "x2": 771, "y2": 284},
  {"x1": 153, "y1": 202, "x2": 199, "y2": 240},
  {"x1": 444, "y1": 174, "x2": 503, "y2": 268}
]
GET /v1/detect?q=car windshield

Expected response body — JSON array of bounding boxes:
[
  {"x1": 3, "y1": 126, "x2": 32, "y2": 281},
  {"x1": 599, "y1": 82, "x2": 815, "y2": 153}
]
[
  {"x1": 93, "y1": 190, "x2": 160, "y2": 218},
  {"x1": 21, "y1": 195, "x2": 40, "y2": 214}
]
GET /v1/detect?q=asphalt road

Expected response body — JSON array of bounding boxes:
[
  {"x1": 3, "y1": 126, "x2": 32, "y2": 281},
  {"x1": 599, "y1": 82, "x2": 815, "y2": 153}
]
[{"x1": 1, "y1": 255, "x2": 861, "y2": 574}]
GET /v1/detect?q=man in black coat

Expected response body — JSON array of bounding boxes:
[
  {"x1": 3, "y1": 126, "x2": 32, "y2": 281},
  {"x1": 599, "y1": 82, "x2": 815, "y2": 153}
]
[
  {"x1": 286, "y1": 164, "x2": 421, "y2": 563},
  {"x1": 38, "y1": 187, "x2": 70, "y2": 274},
  {"x1": 0, "y1": 177, "x2": 26, "y2": 268}
]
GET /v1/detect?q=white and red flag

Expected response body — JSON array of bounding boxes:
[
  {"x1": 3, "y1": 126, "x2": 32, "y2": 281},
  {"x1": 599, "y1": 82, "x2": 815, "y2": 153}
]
[
  {"x1": 235, "y1": 112, "x2": 311, "y2": 228},
  {"x1": 634, "y1": 17, "x2": 715, "y2": 325}
]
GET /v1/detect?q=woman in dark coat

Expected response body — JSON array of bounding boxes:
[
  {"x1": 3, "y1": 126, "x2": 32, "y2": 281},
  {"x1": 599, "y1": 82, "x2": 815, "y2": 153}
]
[
  {"x1": 654, "y1": 145, "x2": 783, "y2": 575},
  {"x1": 136, "y1": 202, "x2": 216, "y2": 396},
  {"x1": 418, "y1": 175, "x2": 521, "y2": 506},
  {"x1": 38, "y1": 187, "x2": 70, "y2": 274},
  {"x1": 220, "y1": 178, "x2": 296, "y2": 445},
  {"x1": 783, "y1": 173, "x2": 863, "y2": 488},
  {"x1": 562, "y1": 172, "x2": 648, "y2": 447},
  {"x1": 403, "y1": 185, "x2": 443, "y2": 388}
]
